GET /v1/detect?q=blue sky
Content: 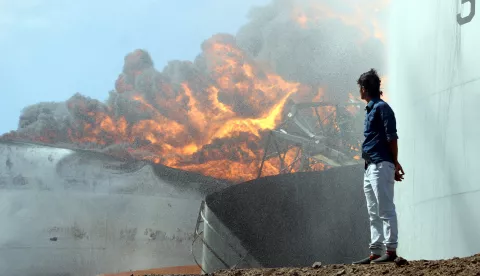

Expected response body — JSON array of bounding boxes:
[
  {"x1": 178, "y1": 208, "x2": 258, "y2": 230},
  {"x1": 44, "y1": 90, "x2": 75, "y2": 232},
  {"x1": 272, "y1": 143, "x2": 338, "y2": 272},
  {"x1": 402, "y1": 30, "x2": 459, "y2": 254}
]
[{"x1": 0, "y1": 0, "x2": 271, "y2": 134}]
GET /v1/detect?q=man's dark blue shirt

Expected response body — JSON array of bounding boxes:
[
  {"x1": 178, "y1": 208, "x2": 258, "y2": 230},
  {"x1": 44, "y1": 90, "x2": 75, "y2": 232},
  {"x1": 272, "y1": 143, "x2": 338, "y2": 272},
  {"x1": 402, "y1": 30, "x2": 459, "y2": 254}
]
[{"x1": 362, "y1": 98, "x2": 398, "y2": 165}]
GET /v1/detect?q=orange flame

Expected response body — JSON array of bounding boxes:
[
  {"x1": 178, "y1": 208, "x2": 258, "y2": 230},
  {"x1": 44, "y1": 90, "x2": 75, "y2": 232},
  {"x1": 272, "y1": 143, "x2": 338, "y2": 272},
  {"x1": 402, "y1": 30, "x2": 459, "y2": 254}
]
[{"x1": 63, "y1": 36, "x2": 306, "y2": 182}]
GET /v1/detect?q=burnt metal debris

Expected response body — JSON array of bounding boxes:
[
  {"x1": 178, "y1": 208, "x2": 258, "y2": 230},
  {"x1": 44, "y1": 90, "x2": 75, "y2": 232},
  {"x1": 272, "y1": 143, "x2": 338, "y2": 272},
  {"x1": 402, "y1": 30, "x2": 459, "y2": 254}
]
[{"x1": 257, "y1": 101, "x2": 363, "y2": 178}]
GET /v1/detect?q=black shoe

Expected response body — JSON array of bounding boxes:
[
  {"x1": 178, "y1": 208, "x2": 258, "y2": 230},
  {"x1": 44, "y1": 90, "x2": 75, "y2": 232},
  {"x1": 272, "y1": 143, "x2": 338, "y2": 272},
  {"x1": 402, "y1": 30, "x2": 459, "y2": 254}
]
[
  {"x1": 371, "y1": 253, "x2": 397, "y2": 264},
  {"x1": 352, "y1": 255, "x2": 380, "y2": 265}
]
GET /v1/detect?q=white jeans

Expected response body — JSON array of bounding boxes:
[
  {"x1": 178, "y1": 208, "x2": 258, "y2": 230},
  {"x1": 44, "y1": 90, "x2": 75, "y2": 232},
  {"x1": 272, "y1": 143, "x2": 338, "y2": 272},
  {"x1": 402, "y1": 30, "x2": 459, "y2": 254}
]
[{"x1": 364, "y1": 161, "x2": 398, "y2": 255}]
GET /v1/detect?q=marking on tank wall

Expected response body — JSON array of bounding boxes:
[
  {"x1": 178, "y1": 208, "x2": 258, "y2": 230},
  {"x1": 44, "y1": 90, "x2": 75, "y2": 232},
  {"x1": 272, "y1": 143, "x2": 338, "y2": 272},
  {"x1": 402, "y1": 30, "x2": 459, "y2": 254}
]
[{"x1": 458, "y1": 0, "x2": 476, "y2": 25}]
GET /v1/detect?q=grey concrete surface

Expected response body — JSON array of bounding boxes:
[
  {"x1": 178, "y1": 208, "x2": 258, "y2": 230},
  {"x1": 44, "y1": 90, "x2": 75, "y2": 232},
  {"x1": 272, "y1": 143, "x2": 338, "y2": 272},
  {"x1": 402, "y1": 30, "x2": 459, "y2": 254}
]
[
  {"x1": 202, "y1": 165, "x2": 370, "y2": 273},
  {"x1": 388, "y1": 0, "x2": 480, "y2": 260},
  {"x1": 0, "y1": 141, "x2": 227, "y2": 276}
]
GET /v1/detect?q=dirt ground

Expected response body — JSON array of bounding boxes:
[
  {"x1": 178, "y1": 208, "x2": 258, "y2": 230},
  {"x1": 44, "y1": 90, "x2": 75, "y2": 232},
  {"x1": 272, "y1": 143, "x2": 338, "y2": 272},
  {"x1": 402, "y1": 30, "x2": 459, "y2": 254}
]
[{"x1": 145, "y1": 253, "x2": 480, "y2": 276}]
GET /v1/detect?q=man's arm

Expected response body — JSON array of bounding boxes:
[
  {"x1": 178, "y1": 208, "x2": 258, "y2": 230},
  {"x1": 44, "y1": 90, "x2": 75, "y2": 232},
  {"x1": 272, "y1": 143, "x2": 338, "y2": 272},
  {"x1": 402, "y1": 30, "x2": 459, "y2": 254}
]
[
  {"x1": 389, "y1": 138, "x2": 404, "y2": 181},
  {"x1": 380, "y1": 104, "x2": 404, "y2": 180},
  {"x1": 380, "y1": 104, "x2": 399, "y2": 161},
  {"x1": 389, "y1": 139, "x2": 399, "y2": 165}
]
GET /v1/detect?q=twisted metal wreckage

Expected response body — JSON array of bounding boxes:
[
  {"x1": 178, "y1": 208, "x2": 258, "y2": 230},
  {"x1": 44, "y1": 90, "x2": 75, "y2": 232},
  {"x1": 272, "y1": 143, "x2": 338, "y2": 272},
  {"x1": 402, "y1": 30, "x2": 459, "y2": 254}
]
[
  {"x1": 257, "y1": 100, "x2": 364, "y2": 177},
  {"x1": 193, "y1": 99, "x2": 367, "y2": 273}
]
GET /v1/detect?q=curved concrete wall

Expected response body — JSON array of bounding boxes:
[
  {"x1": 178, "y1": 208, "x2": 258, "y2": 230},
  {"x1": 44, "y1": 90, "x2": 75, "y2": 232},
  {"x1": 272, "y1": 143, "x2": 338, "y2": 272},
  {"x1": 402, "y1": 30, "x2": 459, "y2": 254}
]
[
  {"x1": 0, "y1": 141, "x2": 227, "y2": 276},
  {"x1": 389, "y1": 1, "x2": 480, "y2": 260},
  {"x1": 202, "y1": 165, "x2": 369, "y2": 273}
]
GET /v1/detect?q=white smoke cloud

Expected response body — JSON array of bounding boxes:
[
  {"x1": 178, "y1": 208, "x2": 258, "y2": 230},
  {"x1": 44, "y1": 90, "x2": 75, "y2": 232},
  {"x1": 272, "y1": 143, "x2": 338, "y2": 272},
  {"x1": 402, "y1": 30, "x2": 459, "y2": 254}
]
[{"x1": 236, "y1": 0, "x2": 387, "y2": 102}]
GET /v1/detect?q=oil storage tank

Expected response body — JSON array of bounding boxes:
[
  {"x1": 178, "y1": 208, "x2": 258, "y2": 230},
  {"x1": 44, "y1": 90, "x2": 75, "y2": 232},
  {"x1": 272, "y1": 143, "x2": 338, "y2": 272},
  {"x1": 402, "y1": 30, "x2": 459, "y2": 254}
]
[
  {"x1": 388, "y1": 0, "x2": 480, "y2": 260},
  {"x1": 200, "y1": 165, "x2": 370, "y2": 273},
  {"x1": 0, "y1": 141, "x2": 227, "y2": 276}
]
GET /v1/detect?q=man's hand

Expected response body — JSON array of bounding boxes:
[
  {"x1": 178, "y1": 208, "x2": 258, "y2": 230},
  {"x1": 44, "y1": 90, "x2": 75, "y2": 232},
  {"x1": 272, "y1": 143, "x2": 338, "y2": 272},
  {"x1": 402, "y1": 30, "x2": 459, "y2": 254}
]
[{"x1": 394, "y1": 161, "x2": 405, "y2": 182}]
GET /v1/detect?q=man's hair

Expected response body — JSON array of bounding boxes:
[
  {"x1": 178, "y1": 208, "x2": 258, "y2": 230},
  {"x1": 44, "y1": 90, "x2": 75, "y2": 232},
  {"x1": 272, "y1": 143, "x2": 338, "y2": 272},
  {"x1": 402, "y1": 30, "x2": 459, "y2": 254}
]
[{"x1": 357, "y1": 68, "x2": 382, "y2": 98}]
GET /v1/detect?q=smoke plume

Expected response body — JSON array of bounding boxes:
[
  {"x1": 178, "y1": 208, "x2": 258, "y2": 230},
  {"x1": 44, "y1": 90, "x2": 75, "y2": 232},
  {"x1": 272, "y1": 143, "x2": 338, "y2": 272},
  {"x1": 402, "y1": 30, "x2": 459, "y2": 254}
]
[{"x1": 1, "y1": 0, "x2": 388, "y2": 182}]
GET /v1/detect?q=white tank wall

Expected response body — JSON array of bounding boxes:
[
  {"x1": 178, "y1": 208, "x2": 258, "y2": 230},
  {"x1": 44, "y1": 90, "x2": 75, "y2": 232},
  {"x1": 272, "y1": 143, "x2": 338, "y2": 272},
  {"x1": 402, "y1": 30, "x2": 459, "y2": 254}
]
[
  {"x1": 0, "y1": 142, "x2": 222, "y2": 276},
  {"x1": 388, "y1": 0, "x2": 480, "y2": 260}
]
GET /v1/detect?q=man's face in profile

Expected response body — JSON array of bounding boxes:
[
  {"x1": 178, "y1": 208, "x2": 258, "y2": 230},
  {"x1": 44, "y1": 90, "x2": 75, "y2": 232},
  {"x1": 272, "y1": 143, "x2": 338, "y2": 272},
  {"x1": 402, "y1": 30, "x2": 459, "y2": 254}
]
[{"x1": 359, "y1": 85, "x2": 367, "y2": 101}]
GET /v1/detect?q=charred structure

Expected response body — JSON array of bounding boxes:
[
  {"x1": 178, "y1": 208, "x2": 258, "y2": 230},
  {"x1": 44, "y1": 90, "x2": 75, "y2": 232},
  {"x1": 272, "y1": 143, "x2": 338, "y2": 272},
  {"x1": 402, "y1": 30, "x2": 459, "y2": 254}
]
[
  {"x1": 257, "y1": 99, "x2": 363, "y2": 178},
  {"x1": 196, "y1": 165, "x2": 370, "y2": 273}
]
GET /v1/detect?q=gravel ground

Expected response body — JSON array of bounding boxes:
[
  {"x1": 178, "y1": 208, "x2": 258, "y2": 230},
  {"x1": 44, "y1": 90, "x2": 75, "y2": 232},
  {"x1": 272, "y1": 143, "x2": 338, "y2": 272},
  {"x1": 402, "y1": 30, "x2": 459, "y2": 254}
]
[{"x1": 145, "y1": 253, "x2": 480, "y2": 276}]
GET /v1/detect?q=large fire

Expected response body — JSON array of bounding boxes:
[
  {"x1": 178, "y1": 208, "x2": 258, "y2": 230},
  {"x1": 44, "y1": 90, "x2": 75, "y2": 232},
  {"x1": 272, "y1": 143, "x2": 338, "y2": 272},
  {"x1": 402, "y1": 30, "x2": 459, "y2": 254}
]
[
  {"x1": 1, "y1": 0, "x2": 388, "y2": 183},
  {"x1": 2, "y1": 35, "x2": 317, "y2": 182}
]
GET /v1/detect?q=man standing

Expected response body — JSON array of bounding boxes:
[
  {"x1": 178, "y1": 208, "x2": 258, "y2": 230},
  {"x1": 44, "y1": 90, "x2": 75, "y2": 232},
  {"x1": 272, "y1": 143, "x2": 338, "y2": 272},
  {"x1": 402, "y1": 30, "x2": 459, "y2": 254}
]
[{"x1": 353, "y1": 69, "x2": 405, "y2": 265}]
